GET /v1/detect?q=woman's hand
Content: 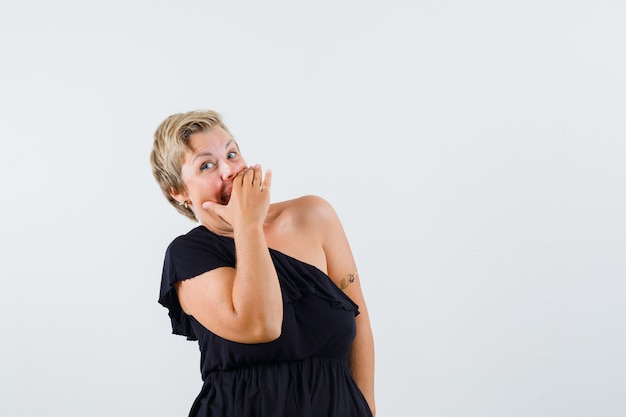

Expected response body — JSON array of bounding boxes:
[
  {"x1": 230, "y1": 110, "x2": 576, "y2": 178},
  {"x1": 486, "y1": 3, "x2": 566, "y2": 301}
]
[{"x1": 202, "y1": 164, "x2": 272, "y2": 230}]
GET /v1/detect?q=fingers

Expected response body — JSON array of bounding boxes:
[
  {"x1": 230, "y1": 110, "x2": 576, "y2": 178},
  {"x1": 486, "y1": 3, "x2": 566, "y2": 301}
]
[
  {"x1": 202, "y1": 201, "x2": 223, "y2": 216},
  {"x1": 235, "y1": 165, "x2": 256, "y2": 186},
  {"x1": 238, "y1": 164, "x2": 270, "y2": 190},
  {"x1": 261, "y1": 168, "x2": 272, "y2": 191},
  {"x1": 250, "y1": 164, "x2": 262, "y2": 186}
]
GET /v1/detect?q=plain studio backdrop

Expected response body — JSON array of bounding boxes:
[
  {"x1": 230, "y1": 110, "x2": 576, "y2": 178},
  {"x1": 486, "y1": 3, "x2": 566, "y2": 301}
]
[{"x1": 1, "y1": 1, "x2": 624, "y2": 416}]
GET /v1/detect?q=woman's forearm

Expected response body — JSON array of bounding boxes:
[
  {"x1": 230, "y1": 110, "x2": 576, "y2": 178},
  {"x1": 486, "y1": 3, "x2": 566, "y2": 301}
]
[
  {"x1": 231, "y1": 224, "x2": 283, "y2": 341},
  {"x1": 350, "y1": 309, "x2": 376, "y2": 416}
]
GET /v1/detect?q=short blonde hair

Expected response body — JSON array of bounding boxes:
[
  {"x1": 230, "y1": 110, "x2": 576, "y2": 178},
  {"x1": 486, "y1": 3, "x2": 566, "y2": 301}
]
[{"x1": 150, "y1": 109, "x2": 232, "y2": 221}]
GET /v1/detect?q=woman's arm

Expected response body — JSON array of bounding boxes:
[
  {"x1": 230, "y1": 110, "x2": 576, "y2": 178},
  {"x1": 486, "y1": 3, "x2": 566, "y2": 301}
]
[
  {"x1": 176, "y1": 166, "x2": 283, "y2": 344},
  {"x1": 311, "y1": 196, "x2": 376, "y2": 415},
  {"x1": 349, "y1": 303, "x2": 376, "y2": 416}
]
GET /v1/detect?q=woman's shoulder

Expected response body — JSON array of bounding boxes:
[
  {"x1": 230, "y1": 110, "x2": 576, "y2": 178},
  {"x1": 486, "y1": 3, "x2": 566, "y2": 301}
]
[
  {"x1": 270, "y1": 195, "x2": 336, "y2": 221},
  {"x1": 266, "y1": 195, "x2": 340, "y2": 242},
  {"x1": 265, "y1": 195, "x2": 337, "y2": 266}
]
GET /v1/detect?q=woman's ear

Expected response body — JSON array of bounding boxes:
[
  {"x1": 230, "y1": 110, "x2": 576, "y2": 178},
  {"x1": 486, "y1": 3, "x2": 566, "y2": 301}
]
[{"x1": 169, "y1": 188, "x2": 188, "y2": 205}]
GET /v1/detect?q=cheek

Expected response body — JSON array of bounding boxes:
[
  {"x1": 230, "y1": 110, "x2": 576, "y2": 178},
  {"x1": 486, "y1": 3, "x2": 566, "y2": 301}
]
[{"x1": 185, "y1": 177, "x2": 218, "y2": 199}]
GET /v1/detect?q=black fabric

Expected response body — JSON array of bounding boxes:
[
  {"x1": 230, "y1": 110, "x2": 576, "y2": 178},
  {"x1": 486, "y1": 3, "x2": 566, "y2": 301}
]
[{"x1": 158, "y1": 226, "x2": 372, "y2": 417}]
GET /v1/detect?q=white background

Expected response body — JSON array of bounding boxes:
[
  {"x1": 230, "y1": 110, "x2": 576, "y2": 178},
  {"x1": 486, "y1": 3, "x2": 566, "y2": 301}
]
[{"x1": 1, "y1": 1, "x2": 625, "y2": 416}]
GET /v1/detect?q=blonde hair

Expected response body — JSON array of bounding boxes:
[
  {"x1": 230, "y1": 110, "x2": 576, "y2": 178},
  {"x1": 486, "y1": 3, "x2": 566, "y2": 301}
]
[{"x1": 150, "y1": 109, "x2": 232, "y2": 221}]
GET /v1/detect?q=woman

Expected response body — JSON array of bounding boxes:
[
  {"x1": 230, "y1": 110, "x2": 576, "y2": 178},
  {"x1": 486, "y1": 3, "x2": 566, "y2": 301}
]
[{"x1": 150, "y1": 109, "x2": 375, "y2": 417}]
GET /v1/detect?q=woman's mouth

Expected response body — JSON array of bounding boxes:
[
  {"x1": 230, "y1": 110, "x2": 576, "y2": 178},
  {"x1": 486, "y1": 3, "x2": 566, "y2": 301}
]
[{"x1": 221, "y1": 192, "x2": 231, "y2": 205}]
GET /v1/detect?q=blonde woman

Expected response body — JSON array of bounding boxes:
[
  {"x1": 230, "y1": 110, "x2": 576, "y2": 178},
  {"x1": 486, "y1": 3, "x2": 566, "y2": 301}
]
[{"x1": 150, "y1": 110, "x2": 375, "y2": 417}]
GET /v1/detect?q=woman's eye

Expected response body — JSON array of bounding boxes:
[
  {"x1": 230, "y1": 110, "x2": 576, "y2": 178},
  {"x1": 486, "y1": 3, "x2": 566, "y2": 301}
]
[
  {"x1": 200, "y1": 161, "x2": 215, "y2": 171},
  {"x1": 227, "y1": 151, "x2": 237, "y2": 159}
]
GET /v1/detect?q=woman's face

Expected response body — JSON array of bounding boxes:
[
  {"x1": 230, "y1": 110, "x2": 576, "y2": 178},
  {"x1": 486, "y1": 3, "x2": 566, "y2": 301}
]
[{"x1": 172, "y1": 126, "x2": 248, "y2": 222}]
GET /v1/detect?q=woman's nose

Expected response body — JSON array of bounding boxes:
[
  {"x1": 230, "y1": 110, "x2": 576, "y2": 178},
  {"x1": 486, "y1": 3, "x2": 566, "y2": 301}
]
[{"x1": 220, "y1": 162, "x2": 238, "y2": 180}]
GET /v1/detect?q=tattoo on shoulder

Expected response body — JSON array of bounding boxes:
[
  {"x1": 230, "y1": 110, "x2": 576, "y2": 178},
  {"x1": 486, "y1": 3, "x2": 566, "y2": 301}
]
[{"x1": 339, "y1": 272, "x2": 358, "y2": 290}]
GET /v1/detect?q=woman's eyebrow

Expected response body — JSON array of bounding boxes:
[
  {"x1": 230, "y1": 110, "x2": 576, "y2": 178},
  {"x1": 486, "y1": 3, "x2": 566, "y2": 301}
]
[
  {"x1": 191, "y1": 140, "x2": 235, "y2": 162},
  {"x1": 192, "y1": 151, "x2": 213, "y2": 162}
]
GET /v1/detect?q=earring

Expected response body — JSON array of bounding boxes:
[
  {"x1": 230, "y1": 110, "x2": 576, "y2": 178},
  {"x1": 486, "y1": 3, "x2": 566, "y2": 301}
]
[{"x1": 178, "y1": 200, "x2": 189, "y2": 209}]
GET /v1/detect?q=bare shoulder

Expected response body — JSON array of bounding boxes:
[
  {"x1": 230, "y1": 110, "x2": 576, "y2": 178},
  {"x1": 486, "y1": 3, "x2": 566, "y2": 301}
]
[
  {"x1": 275, "y1": 195, "x2": 345, "y2": 247},
  {"x1": 270, "y1": 195, "x2": 337, "y2": 227},
  {"x1": 264, "y1": 195, "x2": 339, "y2": 271},
  {"x1": 293, "y1": 194, "x2": 333, "y2": 213}
]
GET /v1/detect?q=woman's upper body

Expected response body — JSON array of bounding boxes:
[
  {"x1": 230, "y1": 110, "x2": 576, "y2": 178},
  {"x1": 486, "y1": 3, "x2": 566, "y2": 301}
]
[{"x1": 151, "y1": 110, "x2": 375, "y2": 415}]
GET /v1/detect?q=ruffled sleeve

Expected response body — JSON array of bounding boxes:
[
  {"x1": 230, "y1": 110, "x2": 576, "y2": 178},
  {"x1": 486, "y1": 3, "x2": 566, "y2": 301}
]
[
  {"x1": 269, "y1": 249, "x2": 360, "y2": 317},
  {"x1": 158, "y1": 227, "x2": 236, "y2": 341}
]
